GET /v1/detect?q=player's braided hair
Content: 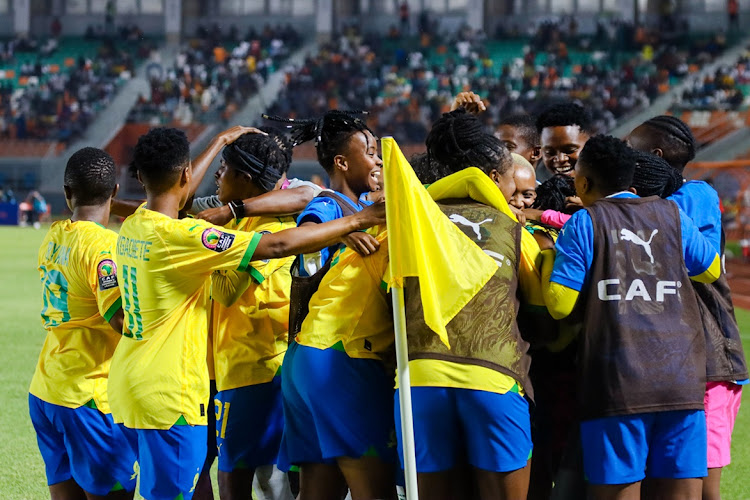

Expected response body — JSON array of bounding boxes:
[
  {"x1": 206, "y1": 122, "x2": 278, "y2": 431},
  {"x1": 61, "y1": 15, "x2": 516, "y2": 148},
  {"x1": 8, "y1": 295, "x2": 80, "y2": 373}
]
[
  {"x1": 632, "y1": 150, "x2": 684, "y2": 199},
  {"x1": 263, "y1": 110, "x2": 372, "y2": 173},
  {"x1": 410, "y1": 152, "x2": 453, "y2": 185},
  {"x1": 641, "y1": 115, "x2": 696, "y2": 171},
  {"x1": 129, "y1": 127, "x2": 190, "y2": 192},
  {"x1": 223, "y1": 132, "x2": 288, "y2": 193},
  {"x1": 426, "y1": 108, "x2": 512, "y2": 176},
  {"x1": 64, "y1": 147, "x2": 117, "y2": 205},
  {"x1": 499, "y1": 113, "x2": 540, "y2": 147},
  {"x1": 578, "y1": 135, "x2": 637, "y2": 193},
  {"x1": 536, "y1": 102, "x2": 594, "y2": 134},
  {"x1": 532, "y1": 175, "x2": 577, "y2": 213},
  {"x1": 257, "y1": 125, "x2": 294, "y2": 174}
]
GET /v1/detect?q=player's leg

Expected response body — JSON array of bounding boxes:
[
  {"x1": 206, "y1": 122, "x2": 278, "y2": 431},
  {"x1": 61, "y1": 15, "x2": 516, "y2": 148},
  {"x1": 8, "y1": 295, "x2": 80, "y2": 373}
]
[
  {"x1": 298, "y1": 463, "x2": 347, "y2": 500},
  {"x1": 306, "y1": 350, "x2": 395, "y2": 500},
  {"x1": 282, "y1": 342, "x2": 396, "y2": 498},
  {"x1": 581, "y1": 414, "x2": 652, "y2": 500},
  {"x1": 253, "y1": 465, "x2": 294, "y2": 500},
  {"x1": 216, "y1": 379, "x2": 287, "y2": 500},
  {"x1": 702, "y1": 381, "x2": 742, "y2": 500},
  {"x1": 588, "y1": 483, "x2": 642, "y2": 500},
  {"x1": 645, "y1": 410, "x2": 707, "y2": 500},
  {"x1": 62, "y1": 406, "x2": 138, "y2": 499},
  {"x1": 395, "y1": 386, "x2": 464, "y2": 500},
  {"x1": 193, "y1": 380, "x2": 218, "y2": 500},
  {"x1": 29, "y1": 394, "x2": 83, "y2": 499},
  {"x1": 49, "y1": 480, "x2": 87, "y2": 500},
  {"x1": 279, "y1": 342, "x2": 343, "y2": 498},
  {"x1": 136, "y1": 424, "x2": 208, "y2": 500},
  {"x1": 456, "y1": 388, "x2": 532, "y2": 500},
  {"x1": 30, "y1": 394, "x2": 138, "y2": 500}
]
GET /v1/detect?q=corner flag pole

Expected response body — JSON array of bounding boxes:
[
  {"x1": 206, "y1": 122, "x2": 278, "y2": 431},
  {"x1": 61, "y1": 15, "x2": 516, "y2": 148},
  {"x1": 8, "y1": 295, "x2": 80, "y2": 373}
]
[{"x1": 391, "y1": 285, "x2": 419, "y2": 500}]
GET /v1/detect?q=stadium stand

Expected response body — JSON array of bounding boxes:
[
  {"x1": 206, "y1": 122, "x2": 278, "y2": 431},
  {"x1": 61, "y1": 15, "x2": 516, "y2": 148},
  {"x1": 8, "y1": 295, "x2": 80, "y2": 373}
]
[
  {"x1": 264, "y1": 21, "x2": 734, "y2": 147},
  {"x1": 0, "y1": 34, "x2": 155, "y2": 146},
  {"x1": 125, "y1": 24, "x2": 301, "y2": 126}
]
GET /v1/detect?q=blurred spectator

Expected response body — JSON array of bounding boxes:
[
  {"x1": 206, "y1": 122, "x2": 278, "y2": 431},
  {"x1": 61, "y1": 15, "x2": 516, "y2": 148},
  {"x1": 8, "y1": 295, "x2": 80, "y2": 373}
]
[
  {"x1": 20, "y1": 191, "x2": 46, "y2": 229},
  {"x1": 1, "y1": 35, "x2": 152, "y2": 143},
  {"x1": 266, "y1": 20, "x2": 724, "y2": 143},
  {"x1": 128, "y1": 24, "x2": 300, "y2": 125}
]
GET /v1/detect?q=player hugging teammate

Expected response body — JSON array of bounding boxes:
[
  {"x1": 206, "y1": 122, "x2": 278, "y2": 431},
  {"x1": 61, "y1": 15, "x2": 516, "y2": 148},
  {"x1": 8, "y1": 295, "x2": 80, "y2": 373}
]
[{"x1": 29, "y1": 95, "x2": 745, "y2": 500}]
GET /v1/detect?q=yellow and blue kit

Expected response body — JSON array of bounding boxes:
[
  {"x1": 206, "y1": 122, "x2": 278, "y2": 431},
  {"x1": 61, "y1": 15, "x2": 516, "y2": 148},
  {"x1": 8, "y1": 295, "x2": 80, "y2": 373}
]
[
  {"x1": 109, "y1": 205, "x2": 263, "y2": 500},
  {"x1": 29, "y1": 220, "x2": 137, "y2": 495},
  {"x1": 278, "y1": 227, "x2": 396, "y2": 471},
  {"x1": 211, "y1": 214, "x2": 295, "y2": 472}
]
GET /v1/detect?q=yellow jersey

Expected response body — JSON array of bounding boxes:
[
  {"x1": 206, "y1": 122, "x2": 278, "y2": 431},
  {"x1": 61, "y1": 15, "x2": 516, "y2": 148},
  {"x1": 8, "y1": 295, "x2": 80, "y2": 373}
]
[
  {"x1": 296, "y1": 227, "x2": 393, "y2": 360},
  {"x1": 29, "y1": 220, "x2": 123, "y2": 413},
  {"x1": 109, "y1": 206, "x2": 262, "y2": 429},
  {"x1": 211, "y1": 215, "x2": 296, "y2": 392}
]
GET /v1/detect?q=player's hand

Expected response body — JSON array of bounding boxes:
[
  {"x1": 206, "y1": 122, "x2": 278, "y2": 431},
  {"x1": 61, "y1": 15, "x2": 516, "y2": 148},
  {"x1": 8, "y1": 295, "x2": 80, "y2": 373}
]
[
  {"x1": 356, "y1": 201, "x2": 386, "y2": 229},
  {"x1": 565, "y1": 196, "x2": 583, "y2": 210},
  {"x1": 533, "y1": 231, "x2": 555, "y2": 251},
  {"x1": 195, "y1": 205, "x2": 233, "y2": 225},
  {"x1": 342, "y1": 231, "x2": 381, "y2": 256},
  {"x1": 523, "y1": 208, "x2": 545, "y2": 222},
  {"x1": 218, "y1": 125, "x2": 267, "y2": 146},
  {"x1": 450, "y1": 91, "x2": 487, "y2": 114},
  {"x1": 510, "y1": 205, "x2": 526, "y2": 225}
]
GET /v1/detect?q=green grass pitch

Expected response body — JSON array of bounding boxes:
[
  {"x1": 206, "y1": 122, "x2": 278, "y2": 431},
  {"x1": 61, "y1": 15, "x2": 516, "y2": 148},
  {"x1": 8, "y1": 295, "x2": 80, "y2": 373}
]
[{"x1": 1, "y1": 225, "x2": 749, "y2": 498}]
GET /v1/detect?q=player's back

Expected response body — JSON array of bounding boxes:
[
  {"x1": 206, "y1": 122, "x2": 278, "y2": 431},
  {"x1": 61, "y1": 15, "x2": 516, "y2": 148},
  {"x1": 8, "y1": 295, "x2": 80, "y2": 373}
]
[
  {"x1": 109, "y1": 205, "x2": 260, "y2": 429},
  {"x1": 29, "y1": 220, "x2": 122, "y2": 413},
  {"x1": 212, "y1": 215, "x2": 296, "y2": 392}
]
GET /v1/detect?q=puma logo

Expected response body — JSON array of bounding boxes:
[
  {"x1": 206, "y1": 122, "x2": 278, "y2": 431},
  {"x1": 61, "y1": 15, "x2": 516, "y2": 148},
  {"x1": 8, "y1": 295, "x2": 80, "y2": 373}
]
[
  {"x1": 620, "y1": 229, "x2": 658, "y2": 264},
  {"x1": 449, "y1": 214, "x2": 492, "y2": 240}
]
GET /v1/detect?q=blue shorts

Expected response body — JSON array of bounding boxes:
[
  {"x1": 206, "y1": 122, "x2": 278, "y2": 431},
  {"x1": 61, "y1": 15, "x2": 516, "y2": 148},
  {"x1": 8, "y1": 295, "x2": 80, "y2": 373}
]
[
  {"x1": 215, "y1": 377, "x2": 284, "y2": 472},
  {"x1": 278, "y1": 342, "x2": 396, "y2": 470},
  {"x1": 28, "y1": 394, "x2": 137, "y2": 495},
  {"x1": 394, "y1": 386, "x2": 532, "y2": 473},
  {"x1": 580, "y1": 410, "x2": 708, "y2": 485},
  {"x1": 120, "y1": 423, "x2": 207, "y2": 500}
]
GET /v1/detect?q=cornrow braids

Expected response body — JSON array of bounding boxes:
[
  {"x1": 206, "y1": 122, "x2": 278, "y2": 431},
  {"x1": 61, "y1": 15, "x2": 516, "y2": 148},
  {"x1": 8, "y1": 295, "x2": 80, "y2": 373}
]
[
  {"x1": 426, "y1": 109, "x2": 512, "y2": 177},
  {"x1": 409, "y1": 152, "x2": 453, "y2": 185},
  {"x1": 632, "y1": 150, "x2": 684, "y2": 199},
  {"x1": 532, "y1": 175, "x2": 577, "y2": 213},
  {"x1": 641, "y1": 115, "x2": 697, "y2": 171},
  {"x1": 263, "y1": 110, "x2": 372, "y2": 173},
  {"x1": 257, "y1": 125, "x2": 294, "y2": 174},
  {"x1": 65, "y1": 147, "x2": 117, "y2": 205}
]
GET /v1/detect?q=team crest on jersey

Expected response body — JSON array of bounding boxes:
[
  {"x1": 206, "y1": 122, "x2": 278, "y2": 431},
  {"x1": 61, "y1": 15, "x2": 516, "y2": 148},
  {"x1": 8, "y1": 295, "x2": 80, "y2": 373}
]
[
  {"x1": 202, "y1": 228, "x2": 235, "y2": 252},
  {"x1": 97, "y1": 259, "x2": 118, "y2": 290}
]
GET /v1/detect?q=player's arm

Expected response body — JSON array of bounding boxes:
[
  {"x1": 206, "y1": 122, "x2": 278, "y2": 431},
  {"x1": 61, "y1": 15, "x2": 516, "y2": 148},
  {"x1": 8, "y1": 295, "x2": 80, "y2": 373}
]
[
  {"x1": 542, "y1": 212, "x2": 593, "y2": 320},
  {"x1": 195, "y1": 186, "x2": 316, "y2": 226},
  {"x1": 107, "y1": 308, "x2": 124, "y2": 334},
  {"x1": 253, "y1": 202, "x2": 385, "y2": 260},
  {"x1": 111, "y1": 198, "x2": 144, "y2": 218},
  {"x1": 212, "y1": 270, "x2": 254, "y2": 307},
  {"x1": 679, "y1": 206, "x2": 721, "y2": 283},
  {"x1": 189, "y1": 126, "x2": 266, "y2": 197}
]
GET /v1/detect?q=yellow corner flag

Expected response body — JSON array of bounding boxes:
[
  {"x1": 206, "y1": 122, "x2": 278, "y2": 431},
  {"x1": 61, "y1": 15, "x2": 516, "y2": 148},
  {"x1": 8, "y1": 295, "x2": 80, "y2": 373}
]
[{"x1": 382, "y1": 137, "x2": 498, "y2": 348}]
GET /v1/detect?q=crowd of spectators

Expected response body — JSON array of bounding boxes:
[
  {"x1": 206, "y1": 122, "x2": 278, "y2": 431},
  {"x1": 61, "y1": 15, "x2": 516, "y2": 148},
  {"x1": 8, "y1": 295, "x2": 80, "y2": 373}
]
[
  {"x1": 127, "y1": 24, "x2": 301, "y2": 126},
  {"x1": 0, "y1": 33, "x2": 153, "y2": 143},
  {"x1": 265, "y1": 17, "x2": 731, "y2": 143},
  {"x1": 672, "y1": 47, "x2": 750, "y2": 111}
]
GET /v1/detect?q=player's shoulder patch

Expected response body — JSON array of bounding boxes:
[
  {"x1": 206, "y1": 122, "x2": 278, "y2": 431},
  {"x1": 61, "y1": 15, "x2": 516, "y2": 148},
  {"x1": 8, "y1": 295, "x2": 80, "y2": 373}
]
[
  {"x1": 97, "y1": 259, "x2": 118, "y2": 291},
  {"x1": 201, "y1": 227, "x2": 235, "y2": 253}
]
